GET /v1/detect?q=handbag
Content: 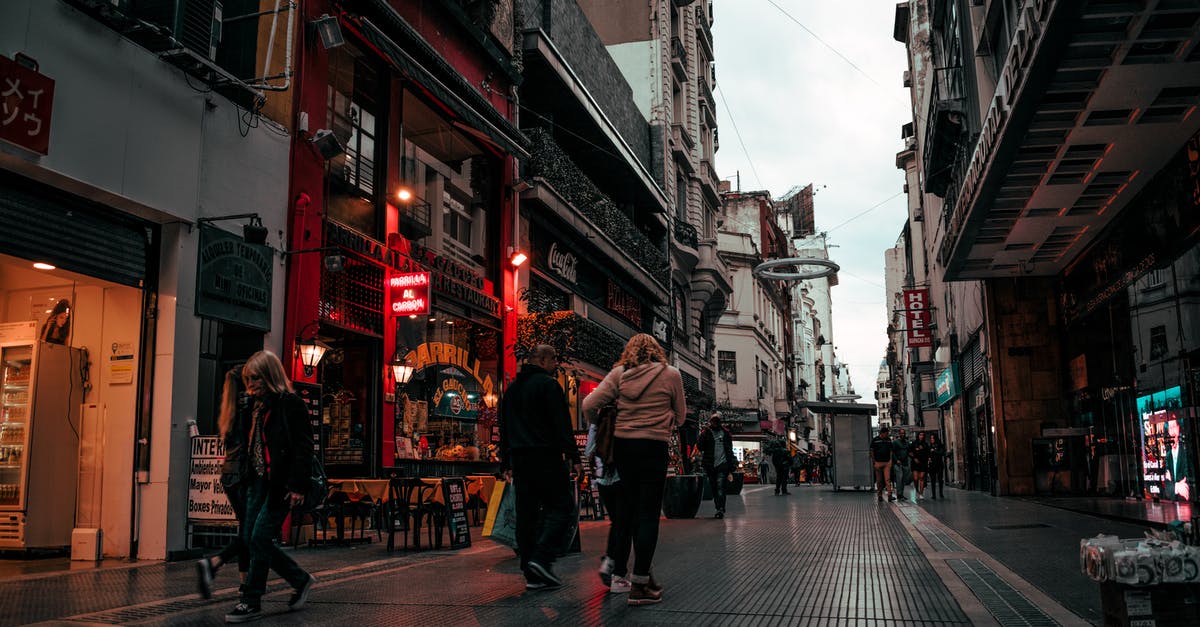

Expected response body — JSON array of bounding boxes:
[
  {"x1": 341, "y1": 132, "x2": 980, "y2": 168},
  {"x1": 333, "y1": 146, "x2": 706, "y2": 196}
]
[{"x1": 279, "y1": 394, "x2": 327, "y2": 513}]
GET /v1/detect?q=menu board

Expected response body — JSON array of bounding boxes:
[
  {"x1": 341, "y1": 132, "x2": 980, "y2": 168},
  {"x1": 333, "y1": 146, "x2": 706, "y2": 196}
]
[
  {"x1": 187, "y1": 436, "x2": 236, "y2": 522},
  {"x1": 574, "y1": 431, "x2": 602, "y2": 520},
  {"x1": 441, "y1": 477, "x2": 471, "y2": 549},
  {"x1": 293, "y1": 382, "x2": 323, "y2": 454}
]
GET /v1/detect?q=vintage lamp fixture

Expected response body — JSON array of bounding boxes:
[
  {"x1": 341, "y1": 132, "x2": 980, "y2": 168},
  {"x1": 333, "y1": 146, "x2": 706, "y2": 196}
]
[{"x1": 295, "y1": 322, "x2": 330, "y2": 376}]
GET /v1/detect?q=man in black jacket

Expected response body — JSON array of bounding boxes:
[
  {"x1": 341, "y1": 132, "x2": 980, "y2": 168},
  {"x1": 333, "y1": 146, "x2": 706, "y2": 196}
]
[
  {"x1": 698, "y1": 413, "x2": 735, "y2": 518},
  {"x1": 500, "y1": 344, "x2": 582, "y2": 590}
]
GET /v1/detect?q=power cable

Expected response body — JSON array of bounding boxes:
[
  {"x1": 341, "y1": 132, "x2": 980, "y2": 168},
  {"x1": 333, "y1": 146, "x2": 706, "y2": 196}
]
[
  {"x1": 714, "y1": 84, "x2": 764, "y2": 190},
  {"x1": 823, "y1": 191, "x2": 904, "y2": 233},
  {"x1": 762, "y1": 0, "x2": 880, "y2": 86}
]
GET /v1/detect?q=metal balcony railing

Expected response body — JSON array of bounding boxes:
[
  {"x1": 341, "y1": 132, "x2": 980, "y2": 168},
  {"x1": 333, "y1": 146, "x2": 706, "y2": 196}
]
[
  {"x1": 922, "y1": 65, "x2": 969, "y2": 199},
  {"x1": 674, "y1": 220, "x2": 698, "y2": 249}
]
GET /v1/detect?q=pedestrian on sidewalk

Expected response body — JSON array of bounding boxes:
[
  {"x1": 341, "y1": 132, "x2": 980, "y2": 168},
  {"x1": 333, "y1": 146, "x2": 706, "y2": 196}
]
[
  {"x1": 928, "y1": 433, "x2": 947, "y2": 499},
  {"x1": 581, "y1": 333, "x2": 686, "y2": 606},
  {"x1": 225, "y1": 351, "x2": 316, "y2": 624},
  {"x1": 893, "y1": 429, "x2": 913, "y2": 502},
  {"x1": 583, "y1": 401, "x2": 628, "y2": 593},
  {"x1": 870, "y1": 427, "x2": 895, "y2": 502},
  {"x1": 499, "y1": 344, "x2": 582, "y2": 591},
  {"x1": 910, "y1": 431, "x2": 930, "y2": 500},
  {"x1": 197, "y1": 367, "x2": 250, "y2": 600},
  {"x1": 768, "y1": 438, "x2": 792, "y2": 495},
  {"x1": 758, "y1": 454, "x2": 771, "y2": 485},
  {"x1": 698, "y1": 413, "x2": 735, "y2": 519}
]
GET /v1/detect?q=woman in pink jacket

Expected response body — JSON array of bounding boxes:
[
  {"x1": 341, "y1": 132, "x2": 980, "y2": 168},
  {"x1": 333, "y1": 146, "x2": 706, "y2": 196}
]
[{"x1": 582, "y1": 333, "x2": 687, "y2": 606}]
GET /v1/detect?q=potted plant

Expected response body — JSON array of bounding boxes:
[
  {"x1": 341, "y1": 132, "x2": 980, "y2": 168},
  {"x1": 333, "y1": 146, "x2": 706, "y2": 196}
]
[{"x1": 662, "y1": 432, "x2": 703, "y2": 518}]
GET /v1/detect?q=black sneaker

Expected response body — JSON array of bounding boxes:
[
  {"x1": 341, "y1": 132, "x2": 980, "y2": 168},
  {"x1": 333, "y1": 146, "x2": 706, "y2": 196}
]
[
  {"x1": 526, "y1": 560, "x2": 562, "y2": 587},
  {"x1": 714, "y1": 510, "x2": 724, "y2": 519},
  {"x1": 225, "y1": 603, "x2": 262, "y2": 623},
  {"x1": 888, "y1": 494, "x2": 896, "y2": 502},
  {"x1": 196, "y1": 558, "x2": 215, "y2": 599},
  {"x1": 288, "y1": 574, "x2": 315, "y2": 610},
  {"x1": 525, "y1": 575, "x2": 550, "y2": 590}
]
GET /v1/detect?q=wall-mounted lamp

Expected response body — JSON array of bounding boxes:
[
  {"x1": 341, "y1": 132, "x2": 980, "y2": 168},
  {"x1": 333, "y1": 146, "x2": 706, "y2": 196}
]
[
  {"x1": 509, "y1": 248, "x2": 527, "y2": 268},
  {"x1": 310, "y1": 129, "x2": 345, "y2": 160},
  {"x1": 197, "y1": 213, "x2": 269, "y2": 245},
  {"x1": 397, "y1": 187, "x2": 413, "y2": 202},
  {"x1": 312, "y1": 14, "x2": 344, "y2": 49},
  {"x1": 484, "y1": 392, "x2": 498, "y2": 408},
  {"x1": 390, "y1": 352, "x2": 415, "y2": 386},
  {"x1": 295, "y1": 322, "x2": 330, "y2": 376}
]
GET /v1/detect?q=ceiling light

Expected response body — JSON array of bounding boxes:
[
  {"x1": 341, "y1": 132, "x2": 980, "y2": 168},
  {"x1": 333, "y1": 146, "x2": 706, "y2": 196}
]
[{"x1": 33, "y1": 262, "x2": 55, "y2": 270}]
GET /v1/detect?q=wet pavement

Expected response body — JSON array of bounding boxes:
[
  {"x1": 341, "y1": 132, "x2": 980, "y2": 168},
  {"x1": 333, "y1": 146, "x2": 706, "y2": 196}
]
[{"x1": 0, "y1": 484, "x2": 1168, "y2": 625}]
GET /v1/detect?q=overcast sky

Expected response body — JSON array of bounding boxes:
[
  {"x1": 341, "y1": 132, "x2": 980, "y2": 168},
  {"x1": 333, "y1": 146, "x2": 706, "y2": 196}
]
[{"x1": 713, "y1": 0, "x2": 911, "y2": 403}]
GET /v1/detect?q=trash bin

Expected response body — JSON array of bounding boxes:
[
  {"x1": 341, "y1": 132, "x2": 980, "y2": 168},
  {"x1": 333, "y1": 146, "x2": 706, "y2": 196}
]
[{"x1": 1100, "y1": 582, "x2": 1200, "y2": 626}]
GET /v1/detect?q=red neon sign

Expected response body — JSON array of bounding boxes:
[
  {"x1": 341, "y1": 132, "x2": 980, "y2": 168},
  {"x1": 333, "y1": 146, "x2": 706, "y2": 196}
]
[{"x1": 390, "y1": 271, "x2": 431, "y2": 315}]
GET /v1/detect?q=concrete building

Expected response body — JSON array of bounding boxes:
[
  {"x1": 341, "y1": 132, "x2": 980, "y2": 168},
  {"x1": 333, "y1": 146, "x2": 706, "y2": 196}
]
[{"x1": 894, "y1": 0, "x2": 1200, "y2": 498}]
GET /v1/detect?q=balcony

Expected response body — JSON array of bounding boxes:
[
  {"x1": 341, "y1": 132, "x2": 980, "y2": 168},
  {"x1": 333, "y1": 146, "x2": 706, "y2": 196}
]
[
  {"x1": 671, "y1": 36, "x2": 688, "y2": 83},
  {"x1": 525, "y1": 128, "x2": 670, "y2": 289},
  {"x1": 691, "y1": 239, "x2": 732, "y2": 319},
  {"x1": 672, "y1": 219, "x2": 699, "y2": 269},
  {"x1": 516, "y1": 311, "x2": 627, "y2": 369},
  {"x1": 699, "y1": 158, "x2": 720, "y2": 206},
  {"x1": 700, "y1": 98, "x2": 717, "y2": 128},
  {"x1": 698, "y1": 73, "x2": 715, "y2": 110},
  {"x1": 671, "y1": 123, "x2": 696, "y2": 174},
  {"x1": 695, "y1": 5, "x2": 714, "y2": 57},
  {"x1": 921, "y1": 65, "x2": 968, "y2": 199},
  {"x1": 396, "y1": 197, "x2": 433, "y2": 240}
]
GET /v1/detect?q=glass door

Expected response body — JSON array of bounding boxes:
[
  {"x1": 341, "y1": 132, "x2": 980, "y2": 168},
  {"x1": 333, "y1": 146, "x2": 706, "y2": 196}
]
[{"x1": 0, "y1": 345, "x2": 32, "y2": 508}]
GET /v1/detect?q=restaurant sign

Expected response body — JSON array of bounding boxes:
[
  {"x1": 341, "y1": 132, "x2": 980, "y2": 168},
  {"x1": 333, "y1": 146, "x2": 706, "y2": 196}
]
[
  {"x1": 935, "y1": 366, "x2": 959, "y2": 407},
  {"x1": 389, "y1": 271, "x2": 431, "y2": 315},
  {"x1": 401, "y1": 341, "x2": 496, "y2": 399},
  {"x1": 196, "y1": 224, "x2": 272, "y2": 331},
  {"x1": 0, "y1": 54, "x2": 54, "y2": 155},
  {"x1": 411, "y1": 244, "x2": 501, "y2": 318}
]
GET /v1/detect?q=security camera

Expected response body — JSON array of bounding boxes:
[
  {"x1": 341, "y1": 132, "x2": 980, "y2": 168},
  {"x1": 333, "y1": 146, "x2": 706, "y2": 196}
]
[{"x1": 323, "y1": 254, "x2": 345, "y2": 273}]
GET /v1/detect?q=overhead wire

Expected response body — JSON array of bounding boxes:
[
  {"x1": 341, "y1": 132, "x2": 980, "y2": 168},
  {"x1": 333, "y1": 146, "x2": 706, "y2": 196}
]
[
  {"x1": 823, "y1": 191, "x2": 904, "y2": 233},
  {"x1": 714, "y1": 84, "x2": 764, "y2": 190},
  {"x1": 762, "y1": 0, "x2": 880, "y2": 86}
]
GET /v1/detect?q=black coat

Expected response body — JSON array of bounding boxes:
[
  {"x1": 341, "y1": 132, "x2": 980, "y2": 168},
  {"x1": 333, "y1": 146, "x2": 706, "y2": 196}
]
[
  {"x1": 698, "y1": 425, "x2": 735, "y2": 469},
  {"x1": 239, "y1": 392, "x2": 314, "y2": 496},
  {"x1": 499, "y1": 364, "x2": 580, "y2": 469}
]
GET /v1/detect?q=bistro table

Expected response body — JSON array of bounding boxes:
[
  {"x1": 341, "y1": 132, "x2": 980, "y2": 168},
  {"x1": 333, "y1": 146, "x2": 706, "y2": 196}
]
[
  {"x1": 321, "y1": 479, "x2": 391, "y2": 544},
  {"x1": 465, "y1": 475, "x2": 497, "y2": 525}
]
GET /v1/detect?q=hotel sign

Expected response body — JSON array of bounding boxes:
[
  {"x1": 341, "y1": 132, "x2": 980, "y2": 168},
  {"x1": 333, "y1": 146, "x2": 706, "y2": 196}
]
[{"x1": 903, "y1": 288, "x2": 932, "y2": 348}]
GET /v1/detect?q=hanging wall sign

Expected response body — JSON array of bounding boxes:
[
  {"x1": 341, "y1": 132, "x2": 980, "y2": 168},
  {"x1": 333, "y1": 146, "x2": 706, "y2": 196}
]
[
  {"x1": 0, "y1": 54, "x2": 54, "y2": 155},
  {"x1": 389, "y1": 271, "x2": 431, "y2": 315},
  {"x1": 196, "y1": 224, "x2": 273, "y2": 331},
  {"x1": 903, "y1": 288, "x2": 932, "y2": 348}
]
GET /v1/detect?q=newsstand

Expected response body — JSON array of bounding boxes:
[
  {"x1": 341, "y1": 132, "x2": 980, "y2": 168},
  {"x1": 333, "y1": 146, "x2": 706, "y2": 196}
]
[{"x1": 1082, "y1": 532, "x2": 1200, "y2": 626}]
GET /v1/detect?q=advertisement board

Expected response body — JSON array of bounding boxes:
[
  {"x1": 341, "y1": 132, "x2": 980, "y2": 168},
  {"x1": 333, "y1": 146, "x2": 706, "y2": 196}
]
[{"x1": 1137, "y1": 386, "x2": 1191, "y2": 502}]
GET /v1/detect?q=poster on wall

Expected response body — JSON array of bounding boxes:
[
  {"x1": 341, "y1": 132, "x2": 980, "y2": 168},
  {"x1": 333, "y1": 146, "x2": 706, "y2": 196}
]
[{"x1": 108, "y1": 341, "x2": 135, "y2": 384}]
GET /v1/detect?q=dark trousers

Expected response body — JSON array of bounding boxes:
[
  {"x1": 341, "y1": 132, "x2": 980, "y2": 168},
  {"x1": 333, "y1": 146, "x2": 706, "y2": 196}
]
[
  {"x1": 929, "y1": 465, "x2": 945, "y2": 497},
  {"x1": 611, "y1": 438, "x2": 668, "y2": 578},
  {"x1": 597, "y1": 482, "x2": 621, "y2": 565},
  {"x1": 704, "y1": 462, "x2": 730, "y2": 512},
  {"x1": 774, "y1": 462, "x2": 790, "y2": 493},
  {"x1": 511, "y1": 449, "x2": 574, "y2": 568},
  {"x1": 241, "y1": 478, "x2": 309, "y2": 604},
  {"x1": 215, "y1": 480, "x2": 249, "y2": 574}
]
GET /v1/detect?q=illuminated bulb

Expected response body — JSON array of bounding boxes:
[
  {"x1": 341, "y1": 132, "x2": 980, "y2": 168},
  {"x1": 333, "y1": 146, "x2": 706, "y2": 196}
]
[
  {"x1": 33, "y1": 262, "x2": 55, "y2": 270},
  {"x1": 397, "y1": 189, "x2": 413, "y2": 202}
]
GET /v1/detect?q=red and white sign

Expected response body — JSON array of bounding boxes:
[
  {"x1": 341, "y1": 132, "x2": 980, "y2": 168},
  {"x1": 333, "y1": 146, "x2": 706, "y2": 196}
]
[
  {"x1": 389, "y1": 271, "x2": 431, "y2": 315},
  {"x1": 0, "y1": 55, "x2": 54, "y2": 155},
  {"x1": 903, "y1": 288, "x2": 932, "y2": 348}
]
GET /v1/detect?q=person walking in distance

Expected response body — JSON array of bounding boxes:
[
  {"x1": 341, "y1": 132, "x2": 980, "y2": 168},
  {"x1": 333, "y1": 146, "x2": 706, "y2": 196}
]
[
  {"x1": 870, "y1": 427, "x2": 895, "y2": 502},
  {"x1": 581, "y1": 334, "x2": 686, "y2": 606},
  {"x1": 910, "y1": 432, "x2": 931, "y2": 500},
  {"x1": 499, "y1": 344, "x2": 582, "y2": 591},
  {"x1": 928, "y1": 433, "x2": 947, "y2": 499},
  {"x1": 698, "y1": 413, "x2": 735, "y2": 519},
  {"x1": 758, "y1": 454, "x2": 771, "y2": 485},
  {"x1": 225, "y1": 351, "x2": 315, "y2": 624},
  {"x1": 197, "y1": 368, "x2": 250, "y2": 600},
  {"x1": 893, "y1": 429, "x2": 914, "y2": 502},
  {"x1": 771, "y1": 440, "x2": 792, "y2": 496}
]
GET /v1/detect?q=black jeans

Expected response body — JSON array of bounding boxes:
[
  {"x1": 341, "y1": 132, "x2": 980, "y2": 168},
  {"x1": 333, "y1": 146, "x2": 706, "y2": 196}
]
[
  {"x1": 611, "y1": 438, "x2": 668, "y2": 578},
  {"x1": 511, "y1": 449, "x2": 575, "y2": 568},
  {"x1": 929, "y1": 465, "x2": 945, "y2": 497},
  {"x1": 774, "y1": 462, "x2": 790, "y2": 493},
  {"x1": 596, "y1": 482, "x2": 621, "y2": 566},
  {"x1": 215, "y1": 479, "x2": 249, "y2": 574},
  {"x1": 704, "y1": 462, "x2": 730, "y2": 512},
  {"x1": 241, "y1": 478, "x2": 310, "y2": 605}
]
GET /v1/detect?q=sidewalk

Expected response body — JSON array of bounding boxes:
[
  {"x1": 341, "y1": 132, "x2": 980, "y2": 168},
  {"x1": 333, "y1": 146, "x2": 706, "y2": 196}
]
[
  {"x1": 2, "y1": 483, "x2": 1128, "y2": 626},
  {"x1": 1022, "y1": 494, "x2": 1194, "y2": 529}
]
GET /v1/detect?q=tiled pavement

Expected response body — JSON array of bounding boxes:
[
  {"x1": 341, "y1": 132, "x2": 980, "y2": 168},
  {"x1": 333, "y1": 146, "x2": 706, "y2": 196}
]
[{"x1": 0, "y1": 485, "x2": 1153, "y2": 625}]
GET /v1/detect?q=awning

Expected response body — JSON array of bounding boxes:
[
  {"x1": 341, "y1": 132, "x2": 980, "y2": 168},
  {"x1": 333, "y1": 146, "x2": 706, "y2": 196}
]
[
  {"x1": 794, "y1": 400, "x2": 877, "y2": 416},
  {"x1": 342, "y1": 8, "x2": 528, "y2": 159}
]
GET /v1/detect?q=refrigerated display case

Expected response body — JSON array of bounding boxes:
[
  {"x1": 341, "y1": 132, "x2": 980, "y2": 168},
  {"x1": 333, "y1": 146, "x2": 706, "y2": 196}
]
[{"x1": 0, "y1": 331, "x2": 83, "y2": 550}]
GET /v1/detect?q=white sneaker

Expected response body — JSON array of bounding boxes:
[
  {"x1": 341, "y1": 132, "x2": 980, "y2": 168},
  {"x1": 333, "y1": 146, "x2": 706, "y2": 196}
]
[
  {"x1": 599, "y1": 555, "x2": 615, "y2": 586},
  {"x1": 609, "y1": 575, "x2": 632, "y2": 594}
]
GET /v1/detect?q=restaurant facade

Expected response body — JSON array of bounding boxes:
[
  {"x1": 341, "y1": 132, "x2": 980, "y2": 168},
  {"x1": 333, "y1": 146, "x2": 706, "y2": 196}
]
[{"x1": 284, "y1": 0, "x2": 525, "y2": 479}]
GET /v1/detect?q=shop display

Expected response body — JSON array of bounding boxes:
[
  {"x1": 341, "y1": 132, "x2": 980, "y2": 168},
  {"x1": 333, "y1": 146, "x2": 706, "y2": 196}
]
[{"x1": 1082, "y1": 532, "x2": 1200, "y2": 585}]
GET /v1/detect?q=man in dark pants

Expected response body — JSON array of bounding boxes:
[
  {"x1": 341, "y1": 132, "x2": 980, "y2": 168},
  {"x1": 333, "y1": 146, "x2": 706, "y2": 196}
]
[
  {"x1": 771, "y1": 441, "x2": 792, "y2": 495},
  {"x1": 499, "y1": 344, "x2": 582, "y2": 590},
  {"x1": 698, "y1": 413, "x2": 735, "y2": 518}
]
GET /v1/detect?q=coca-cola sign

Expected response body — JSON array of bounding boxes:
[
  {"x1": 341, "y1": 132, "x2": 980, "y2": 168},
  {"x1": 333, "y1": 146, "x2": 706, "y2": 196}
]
[{"x1": 548, "y1": 242, "x2": 578, "y2": 284}]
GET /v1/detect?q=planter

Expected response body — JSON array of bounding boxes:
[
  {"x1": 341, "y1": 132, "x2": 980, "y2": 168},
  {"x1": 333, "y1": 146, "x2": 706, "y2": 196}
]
[{"x1": 661, "y1": 474, "x2": 703, "y2": 519}]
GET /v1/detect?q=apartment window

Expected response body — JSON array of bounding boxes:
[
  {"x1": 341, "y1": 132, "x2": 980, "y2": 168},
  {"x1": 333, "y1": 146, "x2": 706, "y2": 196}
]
[
  {"x1": 675, "y1": 285, "x2": 688, "y2": 333},
  {"x1": 327, "y1": 45, "x2": 383, "y2": 237},
  {"x1": 1150, "y1": 325, "x2": 1168, "y2": 360},
  {"x1": 442, "y1": 193, "x2": 472, "y2": 248},
  {"x1": 1145, "y1": 268, "x2": 1168, "y2": 290},
  {"x1": 718, "y1": 351, "x2": 737, "y2": 383}
]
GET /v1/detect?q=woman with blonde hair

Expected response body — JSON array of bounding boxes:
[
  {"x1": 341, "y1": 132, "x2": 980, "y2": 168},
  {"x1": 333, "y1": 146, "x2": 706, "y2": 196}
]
[
  {"x1": 224, "y1": 351, "x2": 316, "y2": 623},
  {"x1": 582, "y1": 333, "x2": 686, "y2": 606}
]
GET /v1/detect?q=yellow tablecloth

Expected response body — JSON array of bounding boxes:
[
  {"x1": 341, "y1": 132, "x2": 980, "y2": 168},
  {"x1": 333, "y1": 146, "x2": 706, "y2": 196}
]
[
  {"x1": 327, "y1": 479, "x2": 391, "y2": 503},
  {"x1": 466, "y1": 475, "x2": 497, "y2": 505}
]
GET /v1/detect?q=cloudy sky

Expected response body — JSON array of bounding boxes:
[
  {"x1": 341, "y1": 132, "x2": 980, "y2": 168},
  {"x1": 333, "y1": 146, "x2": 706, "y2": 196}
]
[{"x1": 713, "y1": 0, "x2": 911, "y2": 402}]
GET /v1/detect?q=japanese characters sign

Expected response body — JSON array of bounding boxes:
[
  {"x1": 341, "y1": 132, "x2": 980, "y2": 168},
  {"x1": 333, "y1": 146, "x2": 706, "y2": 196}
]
[
  {"x1": 0, "y1": 55, "x2": 53, "y2": 155},
  {"x1": 903, "y1": 288, "x2": 932, "y2": 348}
]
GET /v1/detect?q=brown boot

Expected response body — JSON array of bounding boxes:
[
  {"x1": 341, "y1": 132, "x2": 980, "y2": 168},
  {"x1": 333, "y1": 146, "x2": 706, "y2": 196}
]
[{"x1": 628, "y1": 574, "x2": 663, "y2": 606}]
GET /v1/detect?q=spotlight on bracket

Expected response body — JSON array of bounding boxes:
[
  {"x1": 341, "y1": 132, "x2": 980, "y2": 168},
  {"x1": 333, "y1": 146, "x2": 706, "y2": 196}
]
[{"x1": 311, "y1": 129, "x2": 345, "y2": 160}]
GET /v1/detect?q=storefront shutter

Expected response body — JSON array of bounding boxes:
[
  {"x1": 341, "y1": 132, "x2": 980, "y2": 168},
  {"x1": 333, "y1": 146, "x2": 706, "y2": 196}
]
[{"x1": 0, "y1": 174, "x2": 150, "y2": 288}]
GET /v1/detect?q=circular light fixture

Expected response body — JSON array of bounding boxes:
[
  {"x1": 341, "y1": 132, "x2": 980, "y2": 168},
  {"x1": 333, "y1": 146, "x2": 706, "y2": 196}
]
[
  {"x1": 32, "y1": 262, "x2": 55, "y2": 270},
  {"x1": 397, "y1": 188, "x2": 413, "y2": 202},
  {"x1": 753, "y1": 257, "x2": 839, "y2": 281}
]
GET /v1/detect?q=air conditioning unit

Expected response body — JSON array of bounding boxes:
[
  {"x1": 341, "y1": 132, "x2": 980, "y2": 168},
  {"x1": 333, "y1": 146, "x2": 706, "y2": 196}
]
[
  {"x1": 133, "y1": 0, "x2": 223, "y2": 61},
  {"x1": 913, "y1": 206, "x2": 924, "y2": 222},
  {"x1": 902, "y1": 70, "x2": 911, "y2": 88}
]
